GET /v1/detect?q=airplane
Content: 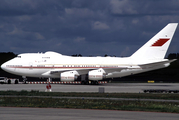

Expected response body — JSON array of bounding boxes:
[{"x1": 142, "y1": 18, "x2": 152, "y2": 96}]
[{"x1": 1, "y1": 23, "x2": 178, "y2": 84}]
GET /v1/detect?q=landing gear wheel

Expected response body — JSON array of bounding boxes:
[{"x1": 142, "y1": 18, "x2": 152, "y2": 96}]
[
  {"x1": 8, "y1": 80, "x2": 11, "y2": 84},
  {"x1": 85, "y1": 81, "x2": 89, "y2": 85},
  {"x1": 91, "y1": 81, "x2": 98, "y2": 85},
  {"x1": 15, "y1": 80, "x2": 18, "y2": 84},
  {"x1": 81, "y1": 81, "x2": 85, "y2": 85},
  {"x1": 22, "y1": 76, "x2": 27, "y2": 84},
  {"x1": 95, "y1": 81, "x2": 99, "y2": 85},
  {"x1": 81, "y1": 81, "x2": 89, "y2": 85}
]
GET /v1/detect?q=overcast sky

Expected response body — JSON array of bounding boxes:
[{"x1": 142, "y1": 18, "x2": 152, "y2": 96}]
[{"x1": 0, "y1": 0, "x2": 179, "y2": 57}]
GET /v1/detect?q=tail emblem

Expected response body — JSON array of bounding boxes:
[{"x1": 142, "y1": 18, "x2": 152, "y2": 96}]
[{"x1": 151, "y1": 38, "x2": 170, "y2": 47}]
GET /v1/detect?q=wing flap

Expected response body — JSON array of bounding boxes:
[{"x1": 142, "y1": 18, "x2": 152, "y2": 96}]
[{"x1": 102, "y1": 67, "x2": 128, "y2": 73}]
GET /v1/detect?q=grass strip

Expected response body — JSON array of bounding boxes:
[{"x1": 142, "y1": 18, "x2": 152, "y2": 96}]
[
  {"x1": 0, "y1": 96, "x2": 179, "y2": 113},
  {"x1": 1, "y1": 90, "x2": 179, "y2": 100}
]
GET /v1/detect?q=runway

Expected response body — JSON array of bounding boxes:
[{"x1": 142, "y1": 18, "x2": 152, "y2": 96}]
[
  {"x1": 1, "y1": 83, "x2": 179, "y2": 93},
  {"x1": 0, "y1": 107, "x2": 179, "y2": 120}
]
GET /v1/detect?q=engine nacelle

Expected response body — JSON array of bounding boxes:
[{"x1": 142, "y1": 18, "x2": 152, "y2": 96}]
[
  {"x1": 61, "y1": 71, "x2": 79, "y2": 82},
  {"x1": 88, "y1": 69, "x2": 106, "y2": 80}
]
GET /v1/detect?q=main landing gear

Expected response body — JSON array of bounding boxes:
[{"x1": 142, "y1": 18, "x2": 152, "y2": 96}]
[
  {"x1": 22, "y1": 76, "x2": 27, "y2": 84},
  {"x1": 47, "y1": 78, "x2": 52, "y2": 82},
  {"x1": 81, "y1": 80, "x2": 99, "y2": 85},
  {"x1": 90, "y1": 81, "x2": 99, "y2": 85},
  {"x1": 80, "y1": 75, "x2": 99, "y2": 85}
]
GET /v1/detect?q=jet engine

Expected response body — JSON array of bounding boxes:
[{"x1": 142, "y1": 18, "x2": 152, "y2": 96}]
[
  {"x1": 61, "y1": 71, "x2": 79, "y2": 82},
  {"x1": 88, "y1": 69, "x2": 106, "y2": 80}
]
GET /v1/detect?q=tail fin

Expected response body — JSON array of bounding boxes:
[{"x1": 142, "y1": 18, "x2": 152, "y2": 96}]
[{"x1": 130, "y1": 23, "x2": 178, "y2": 60}]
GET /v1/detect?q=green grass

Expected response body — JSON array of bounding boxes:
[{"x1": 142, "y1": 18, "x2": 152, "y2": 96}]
[
  {"x1": 0, "y1": 97, "x2": 179, "y2": 113},
  {"x1": 1, "y1": 90, "x2": 179, "y2": 100},
  {"x1": 1, "y1": 90, "x2": 179, "y2": 113}
]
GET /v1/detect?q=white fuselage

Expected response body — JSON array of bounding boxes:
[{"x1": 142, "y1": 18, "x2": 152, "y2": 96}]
[{"x1": 1, "y1": 51, "x2": 169, "y2": 80}]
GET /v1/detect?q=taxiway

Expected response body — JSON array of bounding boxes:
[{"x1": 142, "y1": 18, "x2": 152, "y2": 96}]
[
  {"x1": 1, "y1": 83, "x2": 179, "y2": 93},
  {"x1": 1, "y1": 107, "x2": 179, "y2": 120}
]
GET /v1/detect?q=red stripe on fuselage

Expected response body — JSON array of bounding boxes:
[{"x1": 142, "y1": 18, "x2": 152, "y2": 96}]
[
  {"x1": 6, "y1": 66, "x2": 118, "y2": 69},
  {"x1": 151, "y1": 38, "x2": 170, "y2": 47}
]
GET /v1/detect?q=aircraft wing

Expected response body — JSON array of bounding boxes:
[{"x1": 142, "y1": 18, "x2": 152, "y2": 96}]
[
  {"x1": 138, "y1": 59, "x2": 177, "y2": 69},
  {"x1": 42, "y1": 59, "x2": 176, "y2": 77},
  {"x1": 41, "y1": 68, "x2": 95, "y2": 76},
  {"x1": 42, "y1": 67, "x2": 128, "y2": 76}
]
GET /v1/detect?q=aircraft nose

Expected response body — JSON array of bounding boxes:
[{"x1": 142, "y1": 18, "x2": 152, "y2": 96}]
[
  {"x1": 1, "y1": 62, "x2": 7, "y2": 71},
  {"x1": 1, "y1": 61, "x2": 14, "y2": 73}
]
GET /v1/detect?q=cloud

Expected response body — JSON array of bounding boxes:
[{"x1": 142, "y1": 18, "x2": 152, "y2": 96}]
[
  {"x1": 92, "y1": 21, "x2": 110, "y2": 30},
  {"x1": 120, "y1": 46, "x2": 130, "y2": 57},
  {"x1": 35, "y1": 33, "x2": 45, "y2": 40},
  {"x1": 110, "y1": 0, "x2": 138, "y2": 15},
  {"x1": 0, "y1": 0, "x2": 179, "y2": 56},
  {"x1": 7, "y1": 26, "x2": 45, "y2": 40},
  {"x1": 74, "y1": 37, "x2": 86, "y2": 42},
  {"x1": 56, "y1": 43, "x2": 62, "y2": 46},
  {"x1": 15, "y1": 15, "x2": 32, "y2": 21},
  {"x1": 65, "y1": 8, "x2": 94, "y2": 17}
]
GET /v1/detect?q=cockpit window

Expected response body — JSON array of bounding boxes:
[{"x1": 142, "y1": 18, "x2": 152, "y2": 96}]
[{"x1": 17, "y1": 56, "x2": 21, "y2": 58}]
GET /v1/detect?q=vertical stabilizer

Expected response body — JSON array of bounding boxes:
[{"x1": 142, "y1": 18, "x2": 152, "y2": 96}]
[{"x1": 130, "y1": 23, "x2": 178, "y2": 60}]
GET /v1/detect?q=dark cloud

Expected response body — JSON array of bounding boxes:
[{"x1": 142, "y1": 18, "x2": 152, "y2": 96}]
[{"x1": 0, "y1": 0, "x2": 179, "y2": 57}]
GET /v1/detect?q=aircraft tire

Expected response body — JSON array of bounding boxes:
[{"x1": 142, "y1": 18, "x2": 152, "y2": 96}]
[
  {"x1": 81, "y1": 81, "x2": 85, "y2": 85},
  {"x1": 8, "y1": 80, "x2": 11, "y2": 84},
  {"x1": 15, "y1": 80, "x2": 18, "y2": 84}
]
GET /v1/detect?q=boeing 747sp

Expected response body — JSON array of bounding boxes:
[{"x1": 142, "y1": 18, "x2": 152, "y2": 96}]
[{"x1": 1, "y1": 23, "x2": 178, "y2": 84}]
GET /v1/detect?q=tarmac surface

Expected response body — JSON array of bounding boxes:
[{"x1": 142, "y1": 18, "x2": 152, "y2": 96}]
[
  {"x1": 1, "y1": 107, "x2": 179, "y2": 120},
  {"x1": 0, "y1": 83, "x2": 179, "y2": 93},
  {"x1": 1, "y1": 83, "x2": 179, "y2": 119}
]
